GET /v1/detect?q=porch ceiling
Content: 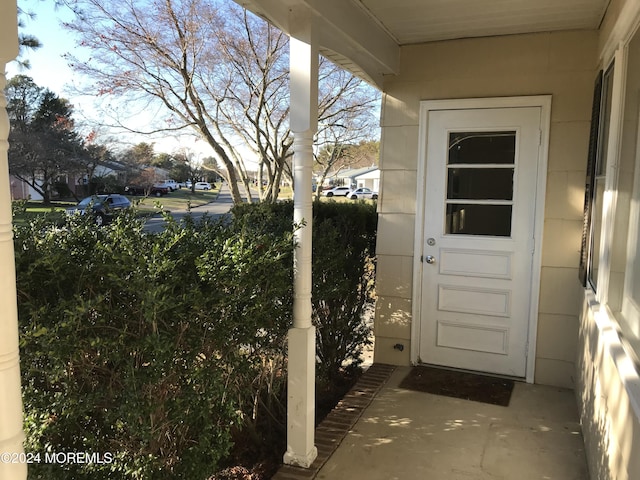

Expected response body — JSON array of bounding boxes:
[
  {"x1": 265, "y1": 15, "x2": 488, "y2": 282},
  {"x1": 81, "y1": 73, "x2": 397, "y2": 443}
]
[
  {"x1": 235, "y1": 0, "x2": 610, "y2": 88},
  {"x1": 360, "y1": 0, "x2": 609, "y2": 45}
]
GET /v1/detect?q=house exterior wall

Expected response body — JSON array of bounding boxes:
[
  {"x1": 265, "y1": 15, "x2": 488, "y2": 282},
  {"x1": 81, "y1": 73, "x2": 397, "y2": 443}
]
[
  {"x1": 354, "y1": 170, "x2": 380, "y2": 191},
  {"x1": 9, "y1": 176, "x2": 31, "y2": 201},
  {"x1": 375, "y1": 30, "x2": 598, "y2": 388},
  {"x1": 575, "y1": 1, "x2": 640, "y2": 479},
  {"x1": 577, "y1": 295, "x2": 640, "y2": 480},
  {"x1": 597, "y1": 0, "x2": 626, "y2": 54}
]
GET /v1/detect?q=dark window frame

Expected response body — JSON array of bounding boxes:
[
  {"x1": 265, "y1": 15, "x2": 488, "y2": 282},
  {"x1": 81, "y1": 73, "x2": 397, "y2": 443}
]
[{"x1": 579, "y1": 64, "x2": 615, "y2": 289}]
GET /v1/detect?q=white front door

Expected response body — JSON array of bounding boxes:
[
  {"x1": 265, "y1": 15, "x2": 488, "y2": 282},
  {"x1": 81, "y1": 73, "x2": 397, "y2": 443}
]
[{"x1": 418, "y1": 106, "x2": 542, "y2": 378}]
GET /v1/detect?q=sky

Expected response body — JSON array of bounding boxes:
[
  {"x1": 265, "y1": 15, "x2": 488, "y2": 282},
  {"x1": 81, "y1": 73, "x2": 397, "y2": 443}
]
[
  {"x1": 6, "y1": 1, "x2": 77, "y2": 96},
  {"x1": 5, "y1": 1, "x2": 379, "y2": 166},
  {"x1": 5, "y1": 0, "x2": 212, "y2": 157}
]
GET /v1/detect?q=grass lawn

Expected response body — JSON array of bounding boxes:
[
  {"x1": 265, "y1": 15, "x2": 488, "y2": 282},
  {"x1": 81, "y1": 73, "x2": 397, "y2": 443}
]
[
  {"x1": 12, "y1": 201, "x2": 73, "y2": 227},
  {"x1": 131, "y1": 186, "x2": 219, "y2": 213},
  {"x1": 12, "y1": 186, "x2": 220, "y2": 225}
]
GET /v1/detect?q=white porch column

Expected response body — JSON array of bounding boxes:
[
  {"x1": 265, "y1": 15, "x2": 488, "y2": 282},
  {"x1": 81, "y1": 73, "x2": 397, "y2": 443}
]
[
  {"x1": 283, "y1": 7, "x2": 318, "y2": 469},
  {"x1": 0, "y1": 2, "x2": 26, "y2": 480}
]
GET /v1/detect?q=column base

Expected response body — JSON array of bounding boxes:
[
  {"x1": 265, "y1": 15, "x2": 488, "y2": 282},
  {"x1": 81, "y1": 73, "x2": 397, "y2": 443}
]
[
  {"x1": 283, "y1": 445, "x2": 318, "y2": 468},
  {"x1": 284, "y1": 326, "x2": 316, "y2": 468}
]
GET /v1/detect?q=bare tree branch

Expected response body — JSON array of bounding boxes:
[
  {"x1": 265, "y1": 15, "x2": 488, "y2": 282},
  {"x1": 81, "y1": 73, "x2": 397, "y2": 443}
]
[{"x1": 62, "y1": 0, "x2": 379, "y2": 203}]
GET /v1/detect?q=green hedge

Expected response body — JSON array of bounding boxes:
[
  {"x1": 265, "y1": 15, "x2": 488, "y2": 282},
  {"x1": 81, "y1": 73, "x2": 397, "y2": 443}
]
[
  {"x1": 15, "y1": 200, "x2": 377, "y2": 479},
  {"x1": 232, "y1": 200, "x2": 377, "y2": 382}
]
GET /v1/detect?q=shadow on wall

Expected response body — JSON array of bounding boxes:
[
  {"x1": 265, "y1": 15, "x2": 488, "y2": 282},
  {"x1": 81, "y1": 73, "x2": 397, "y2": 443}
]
[
  {"x1": 577, "y1": 297, "x2": 614, "y2": 480},
  {"x1": 376, "y1": 300, "x2": 412, "y2": 328}
]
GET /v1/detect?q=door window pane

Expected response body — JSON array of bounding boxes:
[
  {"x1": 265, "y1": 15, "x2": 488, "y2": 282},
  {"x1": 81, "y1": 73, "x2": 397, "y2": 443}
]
[
  {"x1": 449, "y1": 132, "x2": 516, "y2": 164},
  {"x1": 447, "y1": 168, "x2": 514, "y2": 200},
  {"x1": 446, "y1": 204, "x2": 512, "y2": 236},
  {"x1": 445, "y1": 131, "x2": 516, "y2": 236}
]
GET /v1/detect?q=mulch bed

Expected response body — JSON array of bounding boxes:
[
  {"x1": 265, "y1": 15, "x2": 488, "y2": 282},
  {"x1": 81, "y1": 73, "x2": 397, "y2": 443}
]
[
  {"x1": 398, "y1": 365, "x2": 514, "y2": 406},
  {"x1": 210, "y1": 369, "x2": 363, "y2": 480}
]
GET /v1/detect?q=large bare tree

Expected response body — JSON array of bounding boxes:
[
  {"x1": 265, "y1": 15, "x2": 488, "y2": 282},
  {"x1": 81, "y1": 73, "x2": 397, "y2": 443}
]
[
  {"x1": 217, "y1": 9, "x2": 379, "y2": 202},
  {"x1": 63, "y1": 0, "x2": 379, "y2": 204},
  {"x1": 212, "y1": 5, "x2": 291, "y2": 202}
]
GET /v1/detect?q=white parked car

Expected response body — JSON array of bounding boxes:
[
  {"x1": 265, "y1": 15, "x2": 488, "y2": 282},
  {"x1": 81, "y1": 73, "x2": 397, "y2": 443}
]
[
  {"x1": 154, "y1": 180, "x2": 179, "y2": 192},
  {"x1": 194, "y1": 182, "x2": 212, "y2": 190},
  {"x1": 323, "y1": 186, "x2": 352, "y2": 197},
  {"x1": 348, "y1": 187, "x2": 378, "y2": 200},
  {"x1": 164, "y1": 179, "x2": 179, "y2": 191}
]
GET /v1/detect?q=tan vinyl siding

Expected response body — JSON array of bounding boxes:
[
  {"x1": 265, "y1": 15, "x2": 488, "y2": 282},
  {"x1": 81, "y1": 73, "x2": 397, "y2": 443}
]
[{"x1": 375, "y1": 30, "x2": 598, "y2": 387}]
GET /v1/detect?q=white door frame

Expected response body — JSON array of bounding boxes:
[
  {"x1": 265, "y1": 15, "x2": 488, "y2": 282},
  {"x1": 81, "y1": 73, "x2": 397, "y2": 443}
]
[{"x1": 411, "y1": 96, "x2": 551, "y2": 383}]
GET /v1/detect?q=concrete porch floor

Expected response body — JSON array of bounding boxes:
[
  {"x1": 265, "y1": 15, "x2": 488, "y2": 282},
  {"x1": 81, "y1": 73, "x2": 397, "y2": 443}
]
[{"x1": 276, "y1": 365, "x2": 589, "y2": 479}]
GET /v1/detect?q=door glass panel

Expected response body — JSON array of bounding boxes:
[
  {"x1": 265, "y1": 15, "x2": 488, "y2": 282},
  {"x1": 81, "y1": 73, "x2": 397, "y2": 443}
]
[
  {"x1": 449, "y1": 131, "x2": 516, "y2": 164},
  {"x1": 447, "y1": 168, "x2": 514, "y2": 200},
  {"x1": 445, "y1": 130, "x2": 516, "y2": 236},
  {"x1": 446, "y1": 204, "x2": 512, "y2": 236}
]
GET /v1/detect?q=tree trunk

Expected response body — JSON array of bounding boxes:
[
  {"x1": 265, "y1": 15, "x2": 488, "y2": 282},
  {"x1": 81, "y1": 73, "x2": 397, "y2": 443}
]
[
  {"x1": 240, "y1": 175, "x2": 253, "y2": 203},
  {"x1": 315, "y1": 170, "x2": 330, "y2": 201},
  {"x1": 257, "y1": 163, "x2": 265, "y2": 202},
  {"x1": 271, "y1": 164, "x2": 283, "y2": 202},
  {"x1": 40, "y1": 182, "x2": 51, "y2": 205},
  {"x1": 224, "y1": 169, "x2": 243, "y2": 205},
  {"x1": 200, "y1": 128, "x2": 244, "y2": 205}
]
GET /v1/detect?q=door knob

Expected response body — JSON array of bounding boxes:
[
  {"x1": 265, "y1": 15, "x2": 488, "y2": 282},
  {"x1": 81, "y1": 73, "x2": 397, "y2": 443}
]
[{"x1": 425, "y1": 255, "x2": 436, "y2": 264}]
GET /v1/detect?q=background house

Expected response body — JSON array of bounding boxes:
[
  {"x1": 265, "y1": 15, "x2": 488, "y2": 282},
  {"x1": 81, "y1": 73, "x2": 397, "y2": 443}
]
[
  {"x1": 70, "y1": 160, "x2": 129, "y2": 197},
  {"x1": 354, "y1": 167, "x2": 379, "y2": 191},
  {"x1": 320, "y1": 166, "x2": 378, "y2": 189},
  {"x1": 9, "y1": 159, "x2": 132, "y2": 200},
  {"x1": 9, "y1": 175, "x2": 41, "y2": 201}
]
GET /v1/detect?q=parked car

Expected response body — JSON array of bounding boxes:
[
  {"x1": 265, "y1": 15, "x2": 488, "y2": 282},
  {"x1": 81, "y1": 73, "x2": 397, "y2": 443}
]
[
  {"x1": 348, "y1": 187, "x2": 378, "y2": 200},
  {"x1": 124, "y1": 185, "x2": 168, "y2": 197},
  {"x1": 194, "y1": 182, "x2": 212, "y2": 190},
  {"x1": 66, "y1": 194, "x2": 131, "y2": 226},
  {"x1": 155, "y1": 179, "x2": 179, "y2": 191},
  {"x1": 152, "y1": 185, "x2": 170, "y2": 196},
  {"x1": 323, "y1": 186, "x2": 352, "y2": 197}
]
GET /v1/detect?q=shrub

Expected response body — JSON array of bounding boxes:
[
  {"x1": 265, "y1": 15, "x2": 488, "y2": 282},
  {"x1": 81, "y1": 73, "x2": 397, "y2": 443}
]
[
  {"x1": 232, "y1": 200, "x2": 377, "y2": 382},
  {"x1": 16, "y1": 199, "x2": 376, "y2": 479},
  {"x1": 311, "y1": 201, "x2": 377, "y2": 382},
  {"x1": 15, "y1": 210, "x2": 294, "y2": 479}
]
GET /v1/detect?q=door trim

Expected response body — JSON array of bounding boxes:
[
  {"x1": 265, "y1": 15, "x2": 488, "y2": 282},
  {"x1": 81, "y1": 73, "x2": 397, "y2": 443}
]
[{"x1": 411, "y1": 96, "x2": 551, "y2": 383}]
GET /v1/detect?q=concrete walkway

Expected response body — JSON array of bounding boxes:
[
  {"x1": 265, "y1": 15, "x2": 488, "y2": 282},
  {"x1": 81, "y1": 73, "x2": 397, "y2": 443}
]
[{"x1": 276, "y1": 365, "x2": 589, "y2": 480}]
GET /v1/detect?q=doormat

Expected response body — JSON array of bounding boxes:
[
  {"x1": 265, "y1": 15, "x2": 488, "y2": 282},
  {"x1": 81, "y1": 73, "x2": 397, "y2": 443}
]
[{"x1": 398, "y1": 366, "x2": 514, "y2": 406}]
